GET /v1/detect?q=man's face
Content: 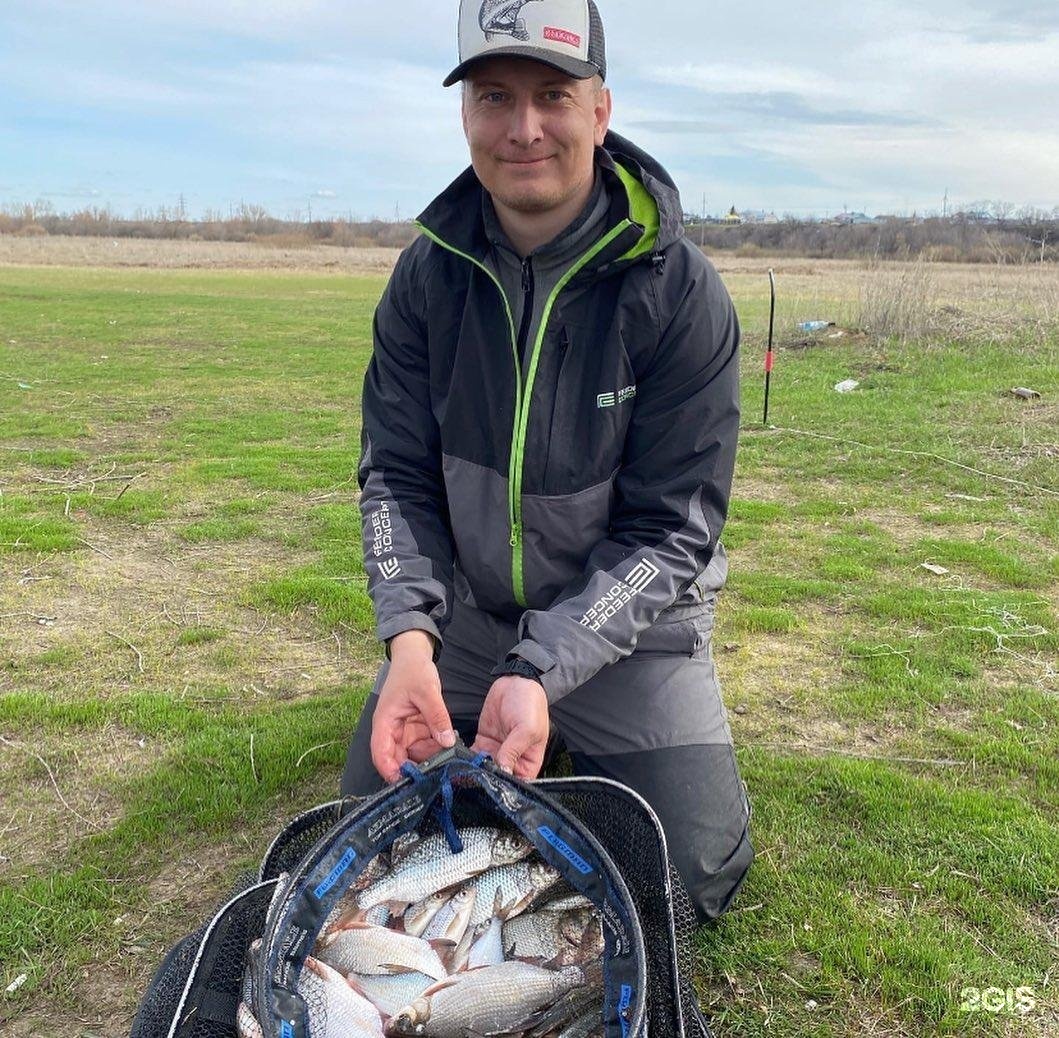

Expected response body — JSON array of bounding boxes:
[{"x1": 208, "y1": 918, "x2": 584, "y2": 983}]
[{"x1": 461, "y1": 57, "x2": 611, "y2": 216}]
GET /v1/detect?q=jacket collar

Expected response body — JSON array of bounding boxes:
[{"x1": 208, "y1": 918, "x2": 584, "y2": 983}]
[{"x1": 416, "y1": 131, "x2": 684, "y2": 273}]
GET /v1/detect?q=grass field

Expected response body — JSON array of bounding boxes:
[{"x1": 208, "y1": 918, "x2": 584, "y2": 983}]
[{"x1": 1, "y1": 243, "x2": 1057, "y2": 1037}]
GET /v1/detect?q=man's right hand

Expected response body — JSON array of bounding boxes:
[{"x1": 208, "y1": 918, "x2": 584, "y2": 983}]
[{"x1": 370, "y1": 629, "x2": 457, "y2": 783}]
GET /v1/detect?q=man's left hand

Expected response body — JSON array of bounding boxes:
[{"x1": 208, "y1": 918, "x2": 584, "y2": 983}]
[{"x1": 471, "y1": 676, "x2": 549, "y2": 779}]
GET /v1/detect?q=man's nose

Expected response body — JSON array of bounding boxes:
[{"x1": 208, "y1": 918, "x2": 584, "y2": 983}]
[{"x1": 507, "y1": 99, "x2": 544, "y2": 146}]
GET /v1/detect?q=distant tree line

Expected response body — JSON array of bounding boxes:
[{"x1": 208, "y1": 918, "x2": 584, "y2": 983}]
[
  {"x1": 683, "y1": 208, "x2": 1059, "y2": 264},
  {"x1": 0, "y1": 201, "x2": 417, "y2": 249},
  {"x1": 2, "y1": 199, "x2": 1056, "y2": 263}
]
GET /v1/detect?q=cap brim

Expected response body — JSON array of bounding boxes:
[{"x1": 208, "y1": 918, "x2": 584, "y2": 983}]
[{"x1": 443, "y1": 48, "x2": 600, "y2": 87}]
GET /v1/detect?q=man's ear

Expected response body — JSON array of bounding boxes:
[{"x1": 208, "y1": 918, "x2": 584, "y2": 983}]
[{"x1": 594, "y1": 85, "x2": 612, "y2": 147}]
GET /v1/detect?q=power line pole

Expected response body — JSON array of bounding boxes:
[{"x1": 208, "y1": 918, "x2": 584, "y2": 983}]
[
  {"x1": 943, "y1": 187, "x2": 949, "y2": 219},
  {"x1": 700, "y1": 192, "x2": 706, "y2": 248}
]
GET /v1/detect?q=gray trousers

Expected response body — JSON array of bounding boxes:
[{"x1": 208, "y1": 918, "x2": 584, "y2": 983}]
[{"x1": 341, "y1": 598, "x2": 754, "y2": 923}]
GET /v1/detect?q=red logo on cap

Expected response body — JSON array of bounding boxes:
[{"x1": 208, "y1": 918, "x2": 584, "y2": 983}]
[{"x1": 544, "y1": 26, "x2": 581, "y2": 47}]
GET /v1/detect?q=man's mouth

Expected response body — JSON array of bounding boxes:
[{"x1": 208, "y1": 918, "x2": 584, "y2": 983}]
[{"x1": 500, "y1": 156, "x2": 552, "y2": 166}]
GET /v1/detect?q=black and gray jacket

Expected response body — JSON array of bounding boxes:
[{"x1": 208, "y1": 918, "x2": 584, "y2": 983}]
[{"x1": 359, "y1": 130, "x2": 740, "y2": 703}]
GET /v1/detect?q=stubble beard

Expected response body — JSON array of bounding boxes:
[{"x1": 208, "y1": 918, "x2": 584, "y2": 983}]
[{"x1": 490, "y1": 167, "x2": 590, "y2": 216}]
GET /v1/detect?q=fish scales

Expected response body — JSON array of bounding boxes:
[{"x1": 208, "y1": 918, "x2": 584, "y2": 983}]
[
  {"x1": 353, "y1": 971, "x2": 437, "y2": 1019},
  {"x1": 421, "y1": 886, "x2": 474, "y2": 943},
  {"x1": 317, "y1": 921, "x2": 449, "y2": 979},
  {"x1": 466, "y1": 860, "x2": 561, "y2": 927},
  {"x1": 385, "y1": 961, "x2": 585, "y2": 1038},
  {"x1": 359, "y1": 828, "x2": 531, "y2": 909},
  {"x1": 403, "y1": 889, "x2": 452, "y2": 938},
  {"x1": 300, "y1": 956, "x2": 385, "y2": 1038},
  {"x1": 502, "y1": 906, "x2": 597, "y2": 962}
]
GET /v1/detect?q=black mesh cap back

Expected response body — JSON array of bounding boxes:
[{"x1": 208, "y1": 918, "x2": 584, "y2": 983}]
[{"x1": 587, "y1": 0, "x2": 606, "y2": 79}]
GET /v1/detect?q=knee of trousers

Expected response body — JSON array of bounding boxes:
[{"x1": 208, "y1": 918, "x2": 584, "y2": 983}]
[
  {"x1": 675, "y1": 807, "x2": 754, "y2": 924},
  {"x1": 668, "y1": 756, "x2": 755, "y2": 924}
]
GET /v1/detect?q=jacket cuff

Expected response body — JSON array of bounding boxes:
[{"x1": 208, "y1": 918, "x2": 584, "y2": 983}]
[
  {"x1": 379, "y1": 612, "x2": 443, "y2": 662},
  {"x1": 506, "y1": 639, "x2": 565, "y2": 702}
]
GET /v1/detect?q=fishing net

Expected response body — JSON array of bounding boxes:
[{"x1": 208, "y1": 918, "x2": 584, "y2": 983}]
[
  {"x1": 129, "y1": 877, "x2": 276, "y2": 1038},
  {"x1": 257, "y1": 751, "x2": 646, "y2": 1038},
  {"x1": 131, "y1": 752, "x2": 714, "y2": 1038},
  {"x1": 539, "y1": 778, "x2": 712, "y2": 1038}
]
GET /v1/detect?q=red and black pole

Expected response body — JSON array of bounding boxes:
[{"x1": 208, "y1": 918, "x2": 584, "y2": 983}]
[{"x1": 763, "y1": 268, "x2": 776, "y2": 425}]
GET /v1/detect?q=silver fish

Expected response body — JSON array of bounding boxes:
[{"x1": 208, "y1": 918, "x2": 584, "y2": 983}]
[
  {"x1": 467, "y1": 860, "x2": 560, "y2": 928},
  {"x1": 322, "y1": 855, "x2": 392, "y2": 936},
  {"x1": 422, "y1": 886, "x2": 475, "y2": 944},
  {"x1": 385, "y1": 962, "x2": 584, "y2": 1038},
  {"x1": 467, "y1": 890, "x2": 523, "y2": 969},
  {"x1": 558, "y1": 1009, "x2": 604, "y2": 1038},
  {"x1": 298, "y1": 956, "x2": 385, "y2": 1038},
  {"x1": 359, "y1": 828, "x2": 531, "y2": 909},
  {"x1": 403, "y1": 889, "x2": 453, "y2": 938},
  {"x1": 525, "y1": 964, "x2": 603, "y2": 1038},
  {"x1": 353, "y1": 970, "x2": 437, "y2": 1019},
  {"x1": 503, "y1": 907, "x2": 600, "y2": 964},
  {"x1": 539, "y1": 892, "x2": 594, "y2": 913},
  {"x1": 317, "y1": 920, "x2": 450, "y2": 980}
]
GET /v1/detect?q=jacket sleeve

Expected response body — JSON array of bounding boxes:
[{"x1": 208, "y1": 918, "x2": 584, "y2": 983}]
[
  {"x1": 508, "y1": 258, "x2": 740, "y2": 701},
  {"x1": 359, "y1": 249, "x2": 454, "y2": 655}
]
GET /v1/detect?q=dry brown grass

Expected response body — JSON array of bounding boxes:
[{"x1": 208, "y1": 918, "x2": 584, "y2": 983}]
[
  {"x1": 716, "y1": 255, "x2": 1059, "y2": 345},
  {"x1": 0, "y1": 233, "x2": 401, "y2": 273}
]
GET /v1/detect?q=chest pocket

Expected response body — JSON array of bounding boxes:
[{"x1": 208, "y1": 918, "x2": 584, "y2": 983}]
[{"x1": 538, "y1": 319, "x2": 637, "y2": 496}]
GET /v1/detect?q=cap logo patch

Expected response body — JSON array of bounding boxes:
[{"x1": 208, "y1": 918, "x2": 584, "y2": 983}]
[
  {"x1": 478, "y1": 0, "x2": 542, "y2": 42},
  {"x1": 543, "y1": 26, "x2": 581, "y2": 47}
]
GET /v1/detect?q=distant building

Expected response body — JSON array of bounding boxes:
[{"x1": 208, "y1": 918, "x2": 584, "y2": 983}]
[
  {"x1": 722, "y1": 206, "x2": 743, "y2": 225},
  {"x1": 834, "y1": 211, "x2": 873, "y2": 226}
]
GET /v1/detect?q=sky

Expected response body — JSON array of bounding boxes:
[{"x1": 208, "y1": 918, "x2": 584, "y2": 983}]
[{"x1": 1, "y1": 0, "x2": 1058, "y2": 221}]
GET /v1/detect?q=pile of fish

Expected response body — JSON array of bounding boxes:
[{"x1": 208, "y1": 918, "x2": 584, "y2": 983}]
[{"x1": 238, "y1": 825, "x2": 605, "y2": 1038}]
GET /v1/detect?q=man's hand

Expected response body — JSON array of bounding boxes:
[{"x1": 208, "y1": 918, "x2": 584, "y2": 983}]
[
  {"x1": 472, "y1": 675, "x2": 550, "y2": 779},
  {"x1": 370, "y1": 630, "x2": 456, "y2": 783}
]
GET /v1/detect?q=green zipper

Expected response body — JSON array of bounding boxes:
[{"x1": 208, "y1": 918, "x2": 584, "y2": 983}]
[
  {"x1": 416, "y1": 217, "x2": 632, "y2": 607},
  {"x1": 507, "y1": 219, "x2": 633, "y2": 604}
]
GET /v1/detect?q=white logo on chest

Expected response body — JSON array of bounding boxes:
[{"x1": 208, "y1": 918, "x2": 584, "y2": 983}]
[{"x1": 597, "y1": 385, "x2": 636, "y2": 409}]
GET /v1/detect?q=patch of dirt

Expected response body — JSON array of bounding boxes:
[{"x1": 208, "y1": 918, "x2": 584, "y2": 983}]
[
  {"x1": 7, "y1": 771, "x2": 344, "y2": 1037},
  {"x1": 0, "y1": 515, "x2": 380, "y2": 704},
  {"x1": 0, "y1": 725, "x2": 155, "y2": 875},
  {"x1": 781, "y1": 326, "x2": 872, "y2": 351},
  {"x1": 847, "y1": 508, "x2": 940, "y2": 548},
  {"x1": 728, "y1": 475, "x2": 801, "y2": 506},
  {"x1": 719, "y1": 616, "x2": 845, "y2": 743}
]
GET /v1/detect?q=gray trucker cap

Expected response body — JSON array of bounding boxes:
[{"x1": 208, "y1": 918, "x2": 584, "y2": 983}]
[{"x1": 444, "y1": 0, "x2": 607, "y2": 87}]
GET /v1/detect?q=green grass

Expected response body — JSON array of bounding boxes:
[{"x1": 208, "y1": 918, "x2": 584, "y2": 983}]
[{"x1": 1, "y1": 261, "x2": 1056, "y2": 1036}]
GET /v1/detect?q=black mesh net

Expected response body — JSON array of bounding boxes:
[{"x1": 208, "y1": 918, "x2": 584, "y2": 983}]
[
  {"x1": 538, "y1": 779, "x2": 713, "y2": 1038},
  {"x1": 129, "y1": 877, "x2": 274, "y2": 1038},
  {"x1": 259, "y1": 801, "x2": 344, "y2": 880}
]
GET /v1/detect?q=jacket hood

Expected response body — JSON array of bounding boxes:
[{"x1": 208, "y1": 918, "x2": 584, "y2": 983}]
[{"x1": 416, "y1": 129, "x2": 685, "y2": 268}]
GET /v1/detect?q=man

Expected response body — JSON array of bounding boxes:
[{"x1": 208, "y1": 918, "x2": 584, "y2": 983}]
[{"x1": 341, "y1": 0, "x2": 753, "y2": 922}]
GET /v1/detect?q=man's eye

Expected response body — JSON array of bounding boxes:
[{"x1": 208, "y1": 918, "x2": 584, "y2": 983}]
[
  {"x1": 545, "y1": 90, "x2": 567, "y2": 101},
  {"x1": 482, "y1": 92, "x2": 506, "y2": 103}
]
